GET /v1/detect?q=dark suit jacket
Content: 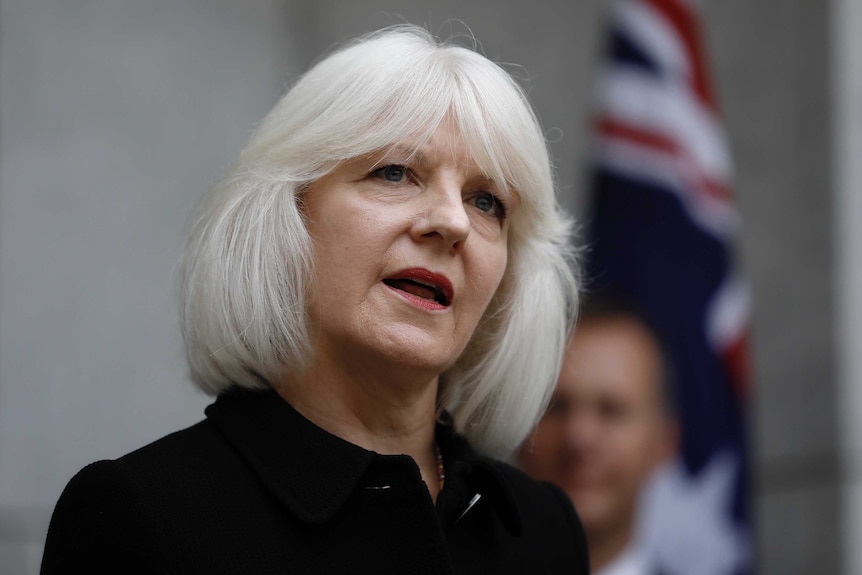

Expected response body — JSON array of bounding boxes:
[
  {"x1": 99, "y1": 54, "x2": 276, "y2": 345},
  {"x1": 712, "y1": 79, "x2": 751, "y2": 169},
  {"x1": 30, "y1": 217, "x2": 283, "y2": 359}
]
[{"x1": 41, "y1": 389, "x2": 589, "y2": 574}]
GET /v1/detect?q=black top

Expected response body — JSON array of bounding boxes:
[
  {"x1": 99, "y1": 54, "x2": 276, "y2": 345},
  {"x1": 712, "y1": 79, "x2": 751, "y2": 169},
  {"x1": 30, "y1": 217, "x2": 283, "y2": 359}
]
[{"x1": 41, "y1": 389, "x2": 589, "y2": 574}]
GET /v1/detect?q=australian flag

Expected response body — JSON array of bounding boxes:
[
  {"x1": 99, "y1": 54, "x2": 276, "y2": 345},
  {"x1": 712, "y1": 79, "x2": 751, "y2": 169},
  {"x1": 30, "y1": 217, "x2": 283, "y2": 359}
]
[{"x1": 585, "y1": 0, "x2": 751, "y2": 573}]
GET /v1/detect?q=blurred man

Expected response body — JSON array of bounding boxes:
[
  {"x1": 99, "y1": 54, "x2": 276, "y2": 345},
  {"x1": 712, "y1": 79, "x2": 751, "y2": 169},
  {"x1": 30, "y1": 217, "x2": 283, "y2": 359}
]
[{"x1": 519, "y1": 298, "x2": 678, "y2": 575}]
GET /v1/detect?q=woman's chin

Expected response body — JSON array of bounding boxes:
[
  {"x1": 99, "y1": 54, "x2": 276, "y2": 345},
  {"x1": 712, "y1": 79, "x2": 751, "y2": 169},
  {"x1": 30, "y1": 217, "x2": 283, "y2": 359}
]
[
  {"x1": 381, "y1": 347, "x2": 458, "y2": 378},
  {"x1": 352, "y1": 328, "x2": 462, "y2": 380}
]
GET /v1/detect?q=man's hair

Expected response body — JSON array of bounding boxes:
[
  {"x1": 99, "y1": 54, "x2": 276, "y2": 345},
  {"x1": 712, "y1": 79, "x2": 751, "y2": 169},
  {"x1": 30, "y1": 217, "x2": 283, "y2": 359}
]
[
  {"x1": 578, "y1": 291, "x2": 677, "y2": 413},
  {"x1": 179, "y1": 25, "x2": 579, "y2": 457}
]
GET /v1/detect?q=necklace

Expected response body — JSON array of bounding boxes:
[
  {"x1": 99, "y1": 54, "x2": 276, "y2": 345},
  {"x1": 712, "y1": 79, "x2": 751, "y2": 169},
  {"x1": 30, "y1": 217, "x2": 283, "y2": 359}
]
[{"x1": 435, "y1": 444, "x2": 445, "y2": 489}]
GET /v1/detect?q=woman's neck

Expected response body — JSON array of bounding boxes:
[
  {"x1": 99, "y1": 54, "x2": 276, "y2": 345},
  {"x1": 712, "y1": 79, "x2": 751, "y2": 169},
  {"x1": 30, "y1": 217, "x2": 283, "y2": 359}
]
[{"x1": 275, "y1": 352, "x2": 444, "y2": 499}]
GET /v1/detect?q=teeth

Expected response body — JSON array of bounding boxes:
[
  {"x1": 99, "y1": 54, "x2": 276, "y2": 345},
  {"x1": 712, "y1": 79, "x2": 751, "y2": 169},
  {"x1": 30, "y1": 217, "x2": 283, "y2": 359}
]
[{"x1": 383, "y1": 277, "x2": 449, "y2": 306}]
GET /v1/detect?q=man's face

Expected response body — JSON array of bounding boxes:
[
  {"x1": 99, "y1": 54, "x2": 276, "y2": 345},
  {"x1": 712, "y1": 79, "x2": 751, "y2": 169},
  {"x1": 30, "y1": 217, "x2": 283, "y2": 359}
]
[{"x1": 519, "y1": 316, "x2": 676, "y2": 539}]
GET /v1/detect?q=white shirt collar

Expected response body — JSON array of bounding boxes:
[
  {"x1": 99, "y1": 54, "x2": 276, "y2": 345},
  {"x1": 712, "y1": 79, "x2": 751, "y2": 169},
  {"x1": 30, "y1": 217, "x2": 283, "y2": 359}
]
[{"x1": 594, "y1": 543, "x2": 653, "y2": 575}]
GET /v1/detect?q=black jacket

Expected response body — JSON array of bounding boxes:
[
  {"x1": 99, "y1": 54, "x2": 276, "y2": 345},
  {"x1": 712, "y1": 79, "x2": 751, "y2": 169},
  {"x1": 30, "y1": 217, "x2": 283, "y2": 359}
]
[{"x1": 41, "y1": 389, "x2": 589, "y2": 574}]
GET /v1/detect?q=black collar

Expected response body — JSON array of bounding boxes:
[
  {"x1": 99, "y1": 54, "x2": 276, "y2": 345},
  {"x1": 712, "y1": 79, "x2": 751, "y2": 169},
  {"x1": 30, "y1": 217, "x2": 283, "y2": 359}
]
[{"x1": 205, "y1": 389, "x2": 522, "y2": 535}]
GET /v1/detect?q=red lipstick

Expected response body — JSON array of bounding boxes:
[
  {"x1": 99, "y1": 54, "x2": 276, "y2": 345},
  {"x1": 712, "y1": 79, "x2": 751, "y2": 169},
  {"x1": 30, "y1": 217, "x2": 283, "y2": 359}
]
[{"x1": 382, "y1": 268, "x2": 454, "y2": 310}]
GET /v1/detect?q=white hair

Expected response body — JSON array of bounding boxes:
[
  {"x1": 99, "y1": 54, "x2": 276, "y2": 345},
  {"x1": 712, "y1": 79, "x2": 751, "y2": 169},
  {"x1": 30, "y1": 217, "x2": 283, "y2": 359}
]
[{"x1": 180, "y1": 25, "x2": 579, "y2": 458}]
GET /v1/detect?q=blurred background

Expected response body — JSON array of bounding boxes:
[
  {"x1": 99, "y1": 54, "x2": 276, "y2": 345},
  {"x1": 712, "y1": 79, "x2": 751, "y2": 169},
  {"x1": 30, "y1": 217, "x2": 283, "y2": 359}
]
[{"x1": 0, "y1": 0, "x2": 858, "y2": 573}]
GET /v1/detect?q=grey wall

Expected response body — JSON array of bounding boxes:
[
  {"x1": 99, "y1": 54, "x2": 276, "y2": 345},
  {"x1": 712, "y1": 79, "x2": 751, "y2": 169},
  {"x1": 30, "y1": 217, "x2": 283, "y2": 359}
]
[
  {"x1": 704, "y1": 1, "x2": 840, "y2": 572},
  {"x1": 0, "y1": 1, "x2": 844, "y2": 573},
  {"x1": 0, "y1": 1, "x2": 301, "y2": 571}
]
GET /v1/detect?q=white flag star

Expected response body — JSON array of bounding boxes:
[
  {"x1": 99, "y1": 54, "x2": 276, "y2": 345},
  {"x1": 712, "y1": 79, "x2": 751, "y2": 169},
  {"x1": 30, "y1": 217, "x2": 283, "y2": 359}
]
[{"x1": 636, "y1": 451, "x2": 749, "y2": 575}]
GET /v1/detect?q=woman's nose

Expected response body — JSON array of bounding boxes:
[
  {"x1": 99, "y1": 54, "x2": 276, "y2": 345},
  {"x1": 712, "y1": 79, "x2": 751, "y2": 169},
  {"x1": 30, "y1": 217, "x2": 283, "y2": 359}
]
[{"x1": 412, "y1": 182, "x2": 471, "y2": 251}]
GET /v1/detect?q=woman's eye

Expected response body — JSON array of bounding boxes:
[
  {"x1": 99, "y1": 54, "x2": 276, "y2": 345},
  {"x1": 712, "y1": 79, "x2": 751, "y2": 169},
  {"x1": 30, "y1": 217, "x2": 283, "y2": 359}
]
[
  {"x1": 471, "y1": 192, "x2": 507, "y2": 220},
  {"x1": 475, "y1": 194, "x2": 495, "y2": 213},
  {"x1": 373, "y1": 164, "x2": 408, "y2": 183}
]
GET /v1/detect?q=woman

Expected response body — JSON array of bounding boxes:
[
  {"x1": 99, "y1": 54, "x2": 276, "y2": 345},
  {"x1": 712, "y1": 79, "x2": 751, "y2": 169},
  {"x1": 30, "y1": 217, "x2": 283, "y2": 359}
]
[{"x1": 41, "y1": 25, "x2": 586, "y2": 574}]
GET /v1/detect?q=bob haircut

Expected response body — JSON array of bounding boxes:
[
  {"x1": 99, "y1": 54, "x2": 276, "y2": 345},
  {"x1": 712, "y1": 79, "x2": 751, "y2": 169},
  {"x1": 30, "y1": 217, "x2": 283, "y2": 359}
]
[{"x1": 180, "y1": 25, "x2": 579, "y2": 458}]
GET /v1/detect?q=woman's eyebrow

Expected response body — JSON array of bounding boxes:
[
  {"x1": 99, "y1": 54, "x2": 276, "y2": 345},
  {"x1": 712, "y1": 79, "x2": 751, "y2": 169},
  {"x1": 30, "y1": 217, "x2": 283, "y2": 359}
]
[{"x1": 379, "y1": 144, "x2": 503, "y2": 193}]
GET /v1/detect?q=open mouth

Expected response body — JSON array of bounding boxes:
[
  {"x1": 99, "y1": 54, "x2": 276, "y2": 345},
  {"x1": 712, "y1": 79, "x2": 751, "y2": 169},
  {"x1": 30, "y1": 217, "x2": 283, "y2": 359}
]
[
  {"x1": 382, "y1": 268, "x2": 454, "y2": 308},
  {"x1": 382, "y1": 278, "x2": 451, "y2": 306}
]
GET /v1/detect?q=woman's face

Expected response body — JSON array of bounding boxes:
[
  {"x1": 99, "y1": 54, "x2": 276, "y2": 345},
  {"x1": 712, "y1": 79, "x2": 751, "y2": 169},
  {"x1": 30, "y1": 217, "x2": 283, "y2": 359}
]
[{"x1": 302, "y1": 122, "x2": 517, "y2": 381}]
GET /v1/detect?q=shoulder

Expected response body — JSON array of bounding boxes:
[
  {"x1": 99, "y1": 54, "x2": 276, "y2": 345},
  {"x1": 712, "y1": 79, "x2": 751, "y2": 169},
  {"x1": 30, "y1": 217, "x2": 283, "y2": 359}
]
[
  {"x1": 41, "y1": 458, "x2": 155, "y2": 574},
  {"x1": 42, "y1": 420, "x2": 246, "y2": 574},
  {"x1": 113, "y1": 419, "x2": 233, "y2": 478},
  {"x1": 89, "y1": 418, "x2": 257, "y2": 509},
  {"x1": 45, "y1": 420, "x2": 224, "y2": 531}
]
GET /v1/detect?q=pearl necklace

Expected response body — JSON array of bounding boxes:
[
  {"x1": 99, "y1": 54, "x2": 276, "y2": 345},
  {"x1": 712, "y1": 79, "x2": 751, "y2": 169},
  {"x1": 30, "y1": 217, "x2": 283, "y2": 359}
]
[{"x1": 435, "y1": 444, "x2": 445, "y2": 489}]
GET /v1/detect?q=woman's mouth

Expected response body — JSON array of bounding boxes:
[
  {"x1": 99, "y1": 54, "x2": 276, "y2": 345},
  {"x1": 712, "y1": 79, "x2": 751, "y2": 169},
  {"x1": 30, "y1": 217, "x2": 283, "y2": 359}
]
[{"x1": 382, "y1": 269, "x2": 453, "y2": 309}]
